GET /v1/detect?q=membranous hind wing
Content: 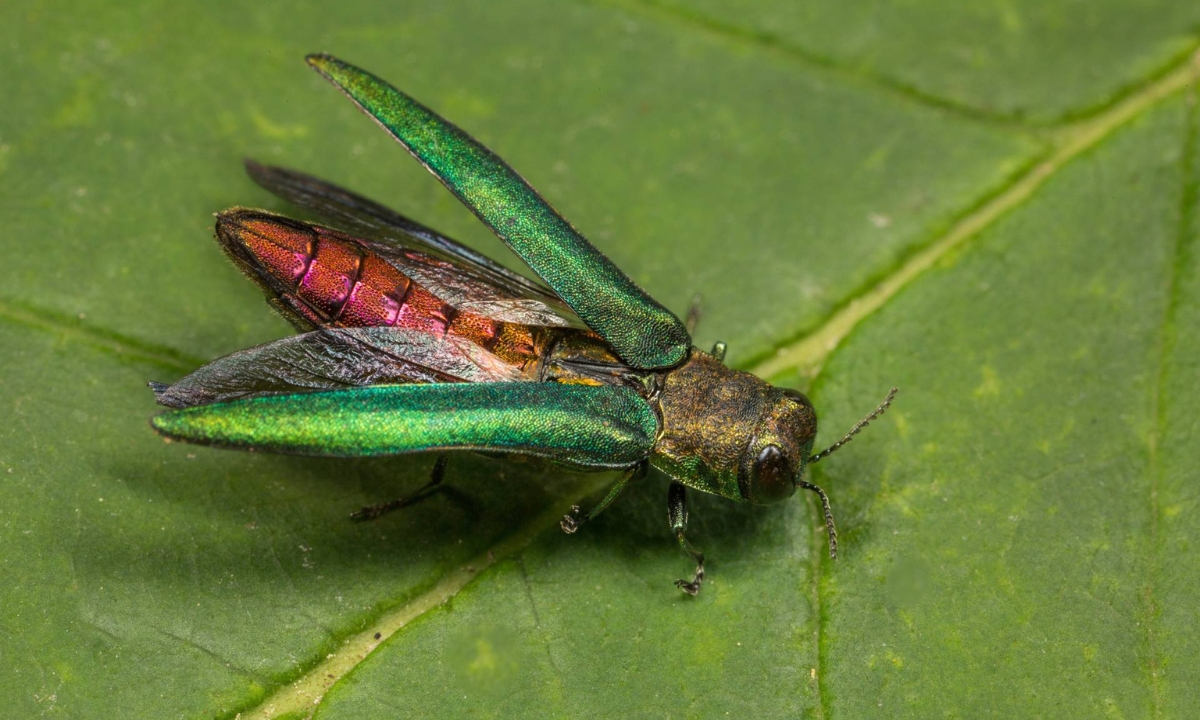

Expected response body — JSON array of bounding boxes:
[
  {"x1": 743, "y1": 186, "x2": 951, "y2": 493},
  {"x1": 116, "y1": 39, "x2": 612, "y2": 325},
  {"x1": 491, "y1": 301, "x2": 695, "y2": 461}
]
[
  {"x1": 307, "y1": 54, "x2": 691, "y2": 370},
  {"x1": 244, "y1": 161, "x2": 585, "y2": 329},
  {"x1": 151, "y1": 326, "x2": 523, "y2": 409}
]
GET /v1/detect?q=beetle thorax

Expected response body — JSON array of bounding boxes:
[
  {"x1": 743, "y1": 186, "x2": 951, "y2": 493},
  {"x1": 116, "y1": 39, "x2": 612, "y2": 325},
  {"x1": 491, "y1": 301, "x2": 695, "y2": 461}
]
[{"x1": 650, "y1": 350, "x2": 777, "y2": 501}]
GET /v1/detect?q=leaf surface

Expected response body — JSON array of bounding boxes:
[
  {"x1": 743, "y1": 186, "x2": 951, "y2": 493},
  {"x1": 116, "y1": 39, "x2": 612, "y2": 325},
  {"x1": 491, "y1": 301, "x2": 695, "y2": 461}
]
[{"x1": 1, "y1": 1, "x2": 1197, "y2": 718}]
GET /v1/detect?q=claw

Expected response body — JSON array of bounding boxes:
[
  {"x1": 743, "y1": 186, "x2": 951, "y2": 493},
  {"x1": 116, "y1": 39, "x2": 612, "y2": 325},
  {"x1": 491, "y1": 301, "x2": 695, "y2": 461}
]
[
  {"x1": 674, "y1": 564, "x2": 705, "y2": 596},
  {"x1": 560, "y1": 505, "x2": 582, "y2": 534},
  {"x1": 351, "y1": 505, "x2": 383, "y2": 521}
]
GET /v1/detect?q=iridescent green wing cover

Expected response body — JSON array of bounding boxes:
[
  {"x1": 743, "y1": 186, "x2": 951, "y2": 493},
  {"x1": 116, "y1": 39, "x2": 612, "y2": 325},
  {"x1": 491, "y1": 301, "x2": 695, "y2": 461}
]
[
  {"x1": 306, "y1": 54, "x2": 691, "y2": 370},
  {"x1": 151, "y1": 383, "x2": 657, "y2": 468}
]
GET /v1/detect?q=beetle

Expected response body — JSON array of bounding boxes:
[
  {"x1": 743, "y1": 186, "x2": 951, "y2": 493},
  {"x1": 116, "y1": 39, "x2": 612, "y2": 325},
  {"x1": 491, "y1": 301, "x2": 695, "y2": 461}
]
[{"x1": 150, "y1": 54, "x2": 896, "y2": 594}]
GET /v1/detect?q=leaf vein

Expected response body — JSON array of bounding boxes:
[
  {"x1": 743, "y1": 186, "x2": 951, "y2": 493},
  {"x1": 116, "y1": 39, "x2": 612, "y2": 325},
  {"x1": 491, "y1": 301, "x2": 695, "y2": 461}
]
[
  {"x1": 0, "y1": 297, "x2": 201, "y2": 374},
  {"x1": 230, "y1": 474, "x2": 613, "y2": 720},
  {"x1": 752, "y1": 48, "x2": 1200, "y2": 383},
  {"x1": 590, "y1": 0, "x2": 1200, "y2": 128},
  {"x1": 1144, "y1": 53, "x2": 1199, "y2": 720}
]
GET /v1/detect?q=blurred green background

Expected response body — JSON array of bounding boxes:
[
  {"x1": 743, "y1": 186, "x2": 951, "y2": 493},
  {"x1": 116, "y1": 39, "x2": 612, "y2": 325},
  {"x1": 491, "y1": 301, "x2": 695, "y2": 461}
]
[{"x1": 2, "y1": 1, "x2": 1198, "y2": 718}]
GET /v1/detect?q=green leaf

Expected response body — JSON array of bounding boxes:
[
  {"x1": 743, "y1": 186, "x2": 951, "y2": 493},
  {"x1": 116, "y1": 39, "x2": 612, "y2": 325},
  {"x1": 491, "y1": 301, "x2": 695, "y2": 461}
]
[
  {"x1": 1, "y1": 1, "x2": 1196, "y2": 718},
  {"x1": 645, "y1": 0, "x2": 1200, "y2": 122}
]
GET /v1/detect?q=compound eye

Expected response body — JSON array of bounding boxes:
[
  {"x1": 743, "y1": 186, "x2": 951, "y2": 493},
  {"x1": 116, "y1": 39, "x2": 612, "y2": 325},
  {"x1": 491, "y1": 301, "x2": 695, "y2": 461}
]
[
  {"x1": 782, "y1": 388, "x2": 813, "y2": 410},
  {"x1": 744, "y1": 444, "x2": 796, "y2": 504}
]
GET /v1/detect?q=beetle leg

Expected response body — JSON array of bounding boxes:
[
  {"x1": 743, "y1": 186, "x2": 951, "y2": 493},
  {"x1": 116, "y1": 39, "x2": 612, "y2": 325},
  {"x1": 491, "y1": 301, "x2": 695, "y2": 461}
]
[
  {"x1": 561, "y1": 461, "x2": 648, "y2": 533},
  {"x1": 682, "y1": 294, "x2": 728, "y2": 363},
  {"x1": 685, "y1": 293, "x2": 703, "y2": 335},
  {"x1": 668, "y1": 481, "x2": 706, "y2": 595},
  {"x1": 352, "y1": 453, "x2": 449, "y2": 520}
]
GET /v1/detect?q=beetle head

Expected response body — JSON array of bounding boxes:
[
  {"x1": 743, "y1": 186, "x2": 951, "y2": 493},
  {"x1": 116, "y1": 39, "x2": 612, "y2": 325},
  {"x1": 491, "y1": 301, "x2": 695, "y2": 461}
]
[{"x1": 737, "y1": 388, "x2": 818, "y2": 505}]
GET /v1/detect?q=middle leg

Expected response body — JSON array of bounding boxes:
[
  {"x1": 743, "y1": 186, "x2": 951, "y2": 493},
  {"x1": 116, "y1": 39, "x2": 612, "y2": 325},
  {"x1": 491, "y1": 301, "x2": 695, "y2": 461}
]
[
  {"x1": 560, "y1": 461, "x2": 649, "y2": 533},
  {"x1": 352, "y1": 453, "x2": 449, "y2": 521},
  {"x1": 668, "y1": 481, "x2": 706, "y2": 595}
]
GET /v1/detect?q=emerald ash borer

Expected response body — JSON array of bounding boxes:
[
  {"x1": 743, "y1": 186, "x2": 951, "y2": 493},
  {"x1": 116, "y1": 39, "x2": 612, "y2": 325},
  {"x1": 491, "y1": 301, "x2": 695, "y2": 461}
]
[{"x1": 150, "y1": 54, "x2": 897, "y2": 594}]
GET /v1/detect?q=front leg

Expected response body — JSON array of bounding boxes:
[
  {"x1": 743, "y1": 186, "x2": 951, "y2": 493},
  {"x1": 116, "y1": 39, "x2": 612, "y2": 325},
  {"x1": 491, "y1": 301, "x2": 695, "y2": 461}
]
[
  {"x1": 668, "y1": 481, "x2": 705, "y2": 595},
  {"x1": 561, "y1": 461, "x2": 648, "y2": 533}
]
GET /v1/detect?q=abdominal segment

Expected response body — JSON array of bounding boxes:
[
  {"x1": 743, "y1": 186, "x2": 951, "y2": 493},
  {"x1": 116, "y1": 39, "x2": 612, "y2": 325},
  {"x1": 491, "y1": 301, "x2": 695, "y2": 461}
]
[{"x1": 216, "y1": 209, "x2": 539, "y2": 368}]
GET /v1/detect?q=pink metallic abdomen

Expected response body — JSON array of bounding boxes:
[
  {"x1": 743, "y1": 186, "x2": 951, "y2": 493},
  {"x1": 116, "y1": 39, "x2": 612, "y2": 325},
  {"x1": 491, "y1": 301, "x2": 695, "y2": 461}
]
[{"x1": 217, "y1": 211, "x2": 538, "y2": 366}]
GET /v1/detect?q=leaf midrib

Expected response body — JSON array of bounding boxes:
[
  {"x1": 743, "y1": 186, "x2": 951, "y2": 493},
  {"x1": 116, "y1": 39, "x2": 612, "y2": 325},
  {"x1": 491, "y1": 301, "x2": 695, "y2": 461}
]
[
  {"x1": 751, "y1": 51, "x2": 1200, "y2": 382},
  {"x1": 235, "y1": 472, "x2": 612, "y2": 720}
]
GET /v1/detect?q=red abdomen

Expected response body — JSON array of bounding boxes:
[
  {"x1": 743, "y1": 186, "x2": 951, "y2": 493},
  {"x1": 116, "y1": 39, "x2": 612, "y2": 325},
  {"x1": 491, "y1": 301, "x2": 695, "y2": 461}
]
[{"x1": 216, "y1": 210, "x2": 538, "y2": 367}]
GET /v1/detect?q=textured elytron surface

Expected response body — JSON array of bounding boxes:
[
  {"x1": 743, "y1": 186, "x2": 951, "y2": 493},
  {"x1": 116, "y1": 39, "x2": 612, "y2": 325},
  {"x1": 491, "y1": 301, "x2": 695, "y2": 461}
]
[
  {"x1": 152, "y1": 382, "x2": 659, "y2": 467},
  {"x1": 306, "y1": 54, "x2": 691, "y2": 370}
]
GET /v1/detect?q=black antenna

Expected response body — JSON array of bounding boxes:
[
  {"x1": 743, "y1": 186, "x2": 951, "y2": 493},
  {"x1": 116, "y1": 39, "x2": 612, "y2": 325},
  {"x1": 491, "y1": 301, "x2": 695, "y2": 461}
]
[
  {"x1": 799, "y1": 480, "x2": 838, "y2": 559},
  {"x1": 809, "y1": 387, "x2": 898, "y2": 465}
]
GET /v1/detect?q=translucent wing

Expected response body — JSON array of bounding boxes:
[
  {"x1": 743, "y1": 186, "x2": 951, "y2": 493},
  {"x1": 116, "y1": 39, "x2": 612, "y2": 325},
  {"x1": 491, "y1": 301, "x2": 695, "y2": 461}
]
[
  {"x1": 245, "y1": 161, "x2": 585, "y2": 329},
  {"x1": 307, "y1": 54, "x2": 691, "y2": 369},
  {"x1": 151, "y1": 326, "x2": 524, "y2": 409},
  {"x1": 358, "y1": 242, "x2": 583, "y2": 328},
  {"x1": 245, "y1": 160, "x2": 546, "y2": 293},
  {"x1": 151, "y1": 382, "x2": 658, "y2": 469}
]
